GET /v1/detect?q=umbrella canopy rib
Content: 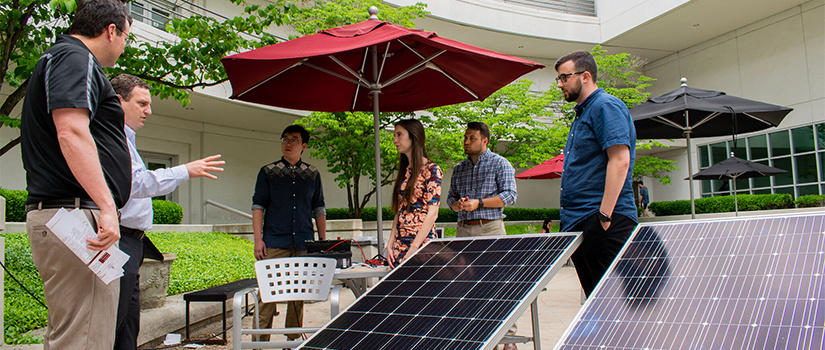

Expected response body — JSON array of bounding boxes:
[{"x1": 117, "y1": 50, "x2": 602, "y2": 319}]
[
  {"x1": 381, "y1": 48, "x2": 446, "y2": 88},
  {"x1": 425, "y1": 62, "x2": 479, "y2": 99},
  {"x1": 236, "y1": 59, "x2": 307, "y2": 98},
  {"x1": 743, "y1": 112, "x2": 777, "y2": 127},
  {"x1": 324, "y1": 56, "x2": 372, "y2": 87}
]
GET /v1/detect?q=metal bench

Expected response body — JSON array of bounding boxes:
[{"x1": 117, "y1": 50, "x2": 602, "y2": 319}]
[{"x1": 183, "y1": 278, "x2": 257, "y2": 343}]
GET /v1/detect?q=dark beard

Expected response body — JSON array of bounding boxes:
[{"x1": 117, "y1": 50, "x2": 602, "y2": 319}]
[{"x1": 564, "y1": 90, "x2": 580, "y2": 102}]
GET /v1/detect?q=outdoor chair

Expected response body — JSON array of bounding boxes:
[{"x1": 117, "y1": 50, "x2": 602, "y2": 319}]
[{"x1": 232, "y1": 257, "x2": 341, "y2": 350}]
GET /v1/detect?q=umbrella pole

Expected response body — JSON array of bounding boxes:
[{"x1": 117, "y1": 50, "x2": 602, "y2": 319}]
[
  {"x1": 732, "y1": 176, "x2": 739, "y2": 216},
  {"x1": 686, "y1": 129, "x2": 696, "y2": 219},
  {"x1": 371, "y1": 45, "x2": 384, "y2": 252}
]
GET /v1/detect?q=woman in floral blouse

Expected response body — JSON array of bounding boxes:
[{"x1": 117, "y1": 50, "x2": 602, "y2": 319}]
[{"x1": 387, "y1": 119, "x2": 442, "y2": 268}]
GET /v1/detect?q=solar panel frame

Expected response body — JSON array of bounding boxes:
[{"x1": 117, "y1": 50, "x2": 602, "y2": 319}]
[
  {"x1": 553, "y1": 212, "x2": 825, "y2": 350},
  {"x1": 298, "y1": 233, "x2": 582, "y2": 350}
]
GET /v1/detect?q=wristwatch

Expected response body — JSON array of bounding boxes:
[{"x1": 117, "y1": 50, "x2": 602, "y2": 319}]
[
  {"x1": 478, "y1": 198, "x2": 484, "y2": 208},
  {"x1": 598, "y1": 211, "x2": 611, "y2": 223}
]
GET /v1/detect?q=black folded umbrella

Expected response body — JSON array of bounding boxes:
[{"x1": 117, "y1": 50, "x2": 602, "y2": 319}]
[{"x1": 688, "y1": 156, "x2": 786, "y2": 216}]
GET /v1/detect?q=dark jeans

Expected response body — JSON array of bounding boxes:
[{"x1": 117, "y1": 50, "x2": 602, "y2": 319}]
[
  {"x1": 114, "y1": 234, "x2": 144, "y2": 350},
  {"x1": 570, "y1": 212, "x2": 637, "y2": 297}
]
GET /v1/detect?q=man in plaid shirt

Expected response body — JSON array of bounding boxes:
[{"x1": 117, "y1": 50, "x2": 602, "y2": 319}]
[{"x1": 447, "y1": 121, "x2": 518, "y2": 238}]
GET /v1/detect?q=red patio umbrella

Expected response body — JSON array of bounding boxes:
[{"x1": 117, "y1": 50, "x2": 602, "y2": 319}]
[
  {"x1": 515, "y1": 154, "x2": 564, "y2": 179},
  {"x1": 221, "y1": 9, "x2": 544, "y2": 249}
]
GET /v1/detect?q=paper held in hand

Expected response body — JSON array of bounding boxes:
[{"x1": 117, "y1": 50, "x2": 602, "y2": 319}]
[{"x1": 45, "y1": 208, "x2": 129, "y2": 284}]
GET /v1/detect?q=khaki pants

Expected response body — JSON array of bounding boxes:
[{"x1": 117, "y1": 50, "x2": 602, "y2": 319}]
[
  {"x1": 456, "y1": 219, "x2": 506, "y2": 237},
  {"x1": 27, "y1": 208, "x2": 119, "y2": 350},
  {"x1": 257, "y1": 248, "x2": 306, "y2": 341}
]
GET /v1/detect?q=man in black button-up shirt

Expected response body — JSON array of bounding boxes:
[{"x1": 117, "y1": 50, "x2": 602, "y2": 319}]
[{"x1": 251, "y1": 124, "x2": 326, "y2": 341}]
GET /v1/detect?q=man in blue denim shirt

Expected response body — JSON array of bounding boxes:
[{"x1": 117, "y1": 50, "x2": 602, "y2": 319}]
[
  {"x1": 556, "y1": 50, "x2": 638, "y2": 297},
  {"x1": 252, "y1": 124, "x2": 326, "y2": 341}
]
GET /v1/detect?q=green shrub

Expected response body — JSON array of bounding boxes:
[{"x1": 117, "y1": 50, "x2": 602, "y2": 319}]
[
  {"x1": 436, "y1": 208, "x2": 457, "y2": 222},
  {"x1": 648, "y1": 194, "x2": 793, "y2": 216},
  {"x1": 359, "y1": 207, "x2": 394, "y2": 221},
  {"x1": 795, "y1": 195, "x2": 825, "y2": 208},
  {"x1": 2, "y1": 233, "x2": 47, "y2": 344},
  {"x1": 325, "y1": 207, "x2": 559, "y2": 222},
  {"x1": 152, "y1": 200, "x2": 183, "y2": 224},
  {"x1": 0, "y1": 188, "x2": 28, "y2": 222},
  {"x1": 325, "y1": 208, "x2": 350, "y2": 220},
  {"x1": 502, "y1": 207, "x2": 560, "y2": 221}
]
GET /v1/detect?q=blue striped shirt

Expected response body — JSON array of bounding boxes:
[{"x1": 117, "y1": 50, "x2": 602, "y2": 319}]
[{"x1": 447, "y1": 149, "x2": 517, "y2": 221}]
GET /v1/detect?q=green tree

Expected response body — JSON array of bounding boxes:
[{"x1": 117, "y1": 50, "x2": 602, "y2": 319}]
[
  {"x1": 289, "y1": 0, "x2": 428, "y2": 36},
  {"x1": 423, "y1": 80, "x2": 567, "y2": 168},
  {"x1": 0, "y1": 0, "x2": 294, "y2": 157}
]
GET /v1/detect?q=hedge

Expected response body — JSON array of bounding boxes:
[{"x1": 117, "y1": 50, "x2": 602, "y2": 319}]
[
  {"x1": 0, "y1": 188, "x2": 27, "y2": 222},
  {"x1": 648, "y1": 194, "x2": 793, "y2": 216},
  {"x1": 324, "y1": 206, "x2": 557, "y2": 222},
  {"x1": 152, "y1": 199, "x2": 183, "y2": 224},
  {"x1": 795, "y1": 195, "x2": 825, "y2": 208}
]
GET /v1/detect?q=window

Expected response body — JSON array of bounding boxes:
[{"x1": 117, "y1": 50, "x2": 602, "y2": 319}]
[
  {"x1": 749, "y1": 134, "x2": 768, "y2": 159},
  {"x1": 127, "y1": 1, "x2": 172, "y2": 32},
  {"x1": 142, "y1": 153, "x2": 177, "y2": 202},
  {"x1": 699, "y1": 122, "x2": 825, "y2": 198}
]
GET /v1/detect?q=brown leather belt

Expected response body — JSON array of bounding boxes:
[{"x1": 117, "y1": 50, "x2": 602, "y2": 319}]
[
  {"x1": 119, "y1": 226, "x2": 146, "y2": 240},
  {"x1": 462, "y1": 219, "x2": 494, "y2": 226}
]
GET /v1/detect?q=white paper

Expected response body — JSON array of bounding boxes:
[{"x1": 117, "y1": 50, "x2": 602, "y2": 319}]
[
  {"x1": 164, "y1": 333, "x2": 182, "y2": 345},
  {"x1": 45, "y1": 208, "x2": 129, "y2": 284}
]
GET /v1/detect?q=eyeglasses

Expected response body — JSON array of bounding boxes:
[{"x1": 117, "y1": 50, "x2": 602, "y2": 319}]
[
  {"x1": 282, "y1": 138, "x2": 303, "y2": 145},
  {"x1": 555, "y1": 71, "x2": 585, "y2": 84},
  {"x1": 113, "y1": 23, "x2": 133, "y2": 46}
]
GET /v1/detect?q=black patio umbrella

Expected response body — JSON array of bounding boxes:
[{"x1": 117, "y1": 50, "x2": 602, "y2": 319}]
[
  {"x1": 629, "y1": 78, "x2": 793, "y2": 218},
  {"x1": 686, "y1": 155, "x2": 786, "y2": 216}
]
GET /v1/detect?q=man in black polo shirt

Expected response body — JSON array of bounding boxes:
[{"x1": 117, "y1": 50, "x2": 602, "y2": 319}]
[
  {"x1": 252, "y1": 124, "x2": 327, "y2": 341},
  {"x1": 20, "y1": 1, "x2": 132, "y2": 349}
]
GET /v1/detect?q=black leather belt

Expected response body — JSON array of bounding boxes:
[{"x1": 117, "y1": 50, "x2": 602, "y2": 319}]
[
  {"x1": 26, "y1": 198, "x2": 99, "y2": 212},
  {"x1": 119, "y1": 226, "x2": 146, "y2": 240}
]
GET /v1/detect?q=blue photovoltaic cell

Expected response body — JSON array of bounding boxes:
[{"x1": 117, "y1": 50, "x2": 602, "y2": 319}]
[
  {"x1": 299, "y1": 234, "x2": 581, "y2": 350},
  {"x1": 556, "y1": 213, "x2": 825, "y2": 350}
]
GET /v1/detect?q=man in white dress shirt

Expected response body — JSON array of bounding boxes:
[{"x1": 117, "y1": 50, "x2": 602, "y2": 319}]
[{"x1": 110, "y1": 74, "x2": 225, "y2": 350}]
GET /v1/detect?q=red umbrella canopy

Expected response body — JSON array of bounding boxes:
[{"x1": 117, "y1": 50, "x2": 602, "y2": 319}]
[
  {"x1": 221, "y1": 19, "x2": 544, "y2": 112},
  {"x1": 516, "y1": 154, "x2": 564, "y2": 179}
]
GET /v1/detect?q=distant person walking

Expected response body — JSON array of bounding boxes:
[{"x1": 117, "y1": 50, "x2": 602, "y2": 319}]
[
  {"x1": 638, "y1": 181, "x2": 650, "y2": 217},
  {"x1": 387, "y1": 119, "x2": 442, "y2": 268}
]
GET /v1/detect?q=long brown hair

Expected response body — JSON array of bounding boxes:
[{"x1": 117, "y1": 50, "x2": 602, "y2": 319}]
[{"x1": 392, "y1": 119, "x2": 428, "y2": 213}]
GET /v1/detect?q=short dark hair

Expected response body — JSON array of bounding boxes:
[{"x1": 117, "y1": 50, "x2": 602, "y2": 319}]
[
  {"x1": 466, "y1": 121, "x2": 491, "y2": 140},
  {"x1": 554, "y1": 50, "x2": 598, "y2": 82},
  {"x1": 638, "y1": 180, "x2": 645, "y2": 186},
  {"x1": 282, "y1": 124, "x2": 310, "y2": 144},
  {"x1": 110, "y1": 74, "x2": 150, "y2": 101},
  {"x1": 68, "y1": 0, "x2": 132, "y2": 38}
]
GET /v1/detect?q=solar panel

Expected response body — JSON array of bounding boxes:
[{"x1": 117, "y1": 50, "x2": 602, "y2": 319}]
[
  {"x1": 555, "y1": 213, "x2": 825, "y2": 350},
  {"x1": 298, "y1": 233, "x2": 582, "y2": 350}
]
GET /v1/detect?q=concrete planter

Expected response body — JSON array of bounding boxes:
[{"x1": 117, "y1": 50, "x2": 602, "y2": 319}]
[{"x1": 139, "y1": 253, "x2": 176, "y2": 309}]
